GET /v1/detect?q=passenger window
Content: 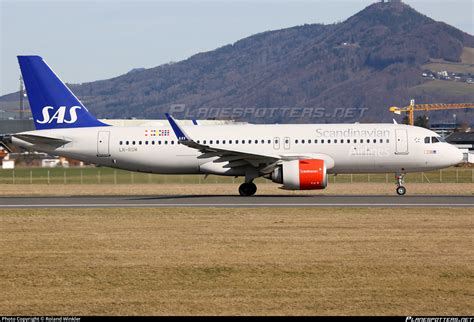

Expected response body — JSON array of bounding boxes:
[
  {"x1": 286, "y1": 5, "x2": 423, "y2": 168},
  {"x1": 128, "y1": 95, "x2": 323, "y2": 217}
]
[
  {"x1": 132, "y1": 141, "x2": 136, "y2": 145},
  {"x1": 229, "y1": 140, "x2": 233, "y2": 144},
  {"x1": 164, "y1": 141, "x2": 168, "y2": 145},
  {"x1": 386, "y1": 139, "x2": 389, "y2": 143},
  {"x1": 373, "y1": 139, "x2": 376, "y2": 143},
  {"x1": 334, "y1": 139, "x2": 337, "y2": 143},
  {"x1": 314, "y1": 139, "x2": 318, "y2": 144},
  {"x1": 379, "y1": 139, "x2": 383, "y2": 143},
  {"x1": 197, "y1": 140, "x2": 200, "y2": 144},
  {"x1": 203, "y1": 140, "x2": 206, "y2": 144},
  {"x1": 366, "y1": 139, "x2": 370, "y2": 143},
  {"x1": 171, "y1": 141, "x2": 174, "y2": 145},
  {"x1": 126, "y1": 141, "x2": 129, "y2": 145},
  {"x1": 328, "y1": 139, "x2": 331, "y2": 144},
  {"x1": 255, "y1": 140, "x2": 258, "y2": 144},
  {"x1": 223, "y1": 140, "x2": 226, "y2": 144},
  {"x1": 267, "y1": 139, "x2": 271, "y2": 144},
  {"x1": 321, "y1": 139, "x2": 324, "y2": 144},
  {"x1": 295, "y1": 139, "x2": 298, "y2": 144},
  {"x1": 353, "y1": 139, "x2": 357, "y2": 143},
  {"x1": 308, "y1": 139, "x2": 312, "y2": 144},
  {"x1": 119, "y1": 141, "x2": 123, "y2": 145},
  {"x1": 158, "y1": 141, "x2": 161, "y2": 145},
  {"x1": 302, "y1": 139, "x2": 305, "y2": 144},
  {"x1": 216, "y1": 140, "x2": 219, "y2": 144},
  {"x1": 360, "y1": 139, "x2": 363, "y2": 143},
  {"x1": 210, "y1": 140, "x2": 213, "y2": 144},
  {"x1": 248, "y1": 140, "x2": 252, "y2": 144},
  {"x1": 261, "y1": 139, "x2": 264, "y2": 144}
]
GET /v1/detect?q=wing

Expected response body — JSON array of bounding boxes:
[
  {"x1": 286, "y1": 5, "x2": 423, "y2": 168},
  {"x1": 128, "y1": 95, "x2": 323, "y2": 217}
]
[{"x1": 165, "y1": 114, "x2": 335, "y2": 173}]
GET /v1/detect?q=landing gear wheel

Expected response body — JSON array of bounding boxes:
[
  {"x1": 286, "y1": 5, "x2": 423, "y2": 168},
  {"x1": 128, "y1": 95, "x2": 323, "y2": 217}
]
[
  {"x1": 396, "y1": 186, "x2": 406, "y2": 196},
  {"x1": 395, "y1": 173, "x2": 406, "y2": 196},
  {"x1": 239, "y1": 182, "x2": 257, "y2": 196}
]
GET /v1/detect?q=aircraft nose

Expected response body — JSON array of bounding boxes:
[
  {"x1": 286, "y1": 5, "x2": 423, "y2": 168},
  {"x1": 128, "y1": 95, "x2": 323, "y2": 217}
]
[{"x1": 449, "y1": 146, "x2": 464, "y2": 166}]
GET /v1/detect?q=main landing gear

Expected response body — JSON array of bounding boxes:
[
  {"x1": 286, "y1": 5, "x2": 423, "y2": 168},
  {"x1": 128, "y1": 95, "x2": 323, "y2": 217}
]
[
  {"x1": 239, "y1": 182, "x2": 257, "y2": 196},
  {"x1": 395, "y1": 173, "x2": 406, "y2": 196}
]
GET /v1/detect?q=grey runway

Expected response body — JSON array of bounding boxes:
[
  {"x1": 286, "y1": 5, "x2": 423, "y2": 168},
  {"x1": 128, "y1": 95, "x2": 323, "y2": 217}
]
[{"x1": 0, "y1": 195, "x2": 473, "y2": 208}]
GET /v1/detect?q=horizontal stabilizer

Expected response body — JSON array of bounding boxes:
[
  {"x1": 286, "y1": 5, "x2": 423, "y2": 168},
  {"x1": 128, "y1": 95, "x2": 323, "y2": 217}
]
[
  {"x1": 0, "y1": 134, "x2": 13, "y2": 152},
  {"x1": 13, "y1": 134, "x2": 71, "y2": 146}
]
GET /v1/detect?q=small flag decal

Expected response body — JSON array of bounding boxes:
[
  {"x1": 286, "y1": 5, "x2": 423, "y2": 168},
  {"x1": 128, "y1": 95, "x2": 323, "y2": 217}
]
[{"x1": 145, "y1": 129, "x2": 170, "y2": 137}]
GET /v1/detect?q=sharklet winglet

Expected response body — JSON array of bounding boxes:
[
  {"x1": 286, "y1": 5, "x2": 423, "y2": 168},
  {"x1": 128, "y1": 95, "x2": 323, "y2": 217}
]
[{"x1": 165, "y1": 113, "x2": 191, "y2": 141}]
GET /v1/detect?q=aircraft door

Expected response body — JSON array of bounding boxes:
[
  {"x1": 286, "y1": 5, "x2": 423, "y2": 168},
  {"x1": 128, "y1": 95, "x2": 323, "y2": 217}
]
[
  {"x1": 273, "y1": 137, "x2": 280, "y2": 150},
  {"x1": 284, "y1": 137, "x2": 290, "y2": 150},
  {"x1": 97, "y1": 131, "x2": 111, "y2": 157},
  {"x1": 395, "y1": 129, "x2": 408, "y2": 155}
]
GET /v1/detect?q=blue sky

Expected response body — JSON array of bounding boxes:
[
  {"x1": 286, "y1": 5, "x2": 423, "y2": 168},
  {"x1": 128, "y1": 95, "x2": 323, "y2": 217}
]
[{"x1": 1, "y1": 0, "x2": 473, "y2": 95}]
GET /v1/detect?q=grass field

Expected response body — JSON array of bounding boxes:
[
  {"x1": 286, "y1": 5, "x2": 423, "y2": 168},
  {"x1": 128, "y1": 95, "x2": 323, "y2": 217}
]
[
  {"x1": 421, "y1": 62, "x2": 474, "y2": 74},
  {"x1": 1, "y1": 167, "x2": 473, "y2": 185},
  {"x1": 0, "y1": 207, "x2": 472, "y2": 315},
  {"x1": 411, "y1": 80, "x2": 474, "y2": 98},
  {"x1": 421, "y1": 47, "x2": 474, "y2": 74},
  {"x1": 461, "y1": 47, "x2": 474, "y2": 65},
  {"x1": 0, "y1": 167, "x2": 472, "y2": 196}
]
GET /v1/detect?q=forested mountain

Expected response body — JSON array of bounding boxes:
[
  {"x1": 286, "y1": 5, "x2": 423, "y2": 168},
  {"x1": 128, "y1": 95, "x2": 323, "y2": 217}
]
[{"x1": 2, "y1": 1, "x2": 473, "y2": 123}]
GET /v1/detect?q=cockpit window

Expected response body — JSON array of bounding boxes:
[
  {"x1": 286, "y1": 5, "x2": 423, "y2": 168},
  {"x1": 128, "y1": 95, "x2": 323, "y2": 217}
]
[
  {"x1": 424, "y1": 137, "x2": 430, "y2": 144},
  {"x1": 431, "y1": 136, "x2": 440, "y2": 143}
]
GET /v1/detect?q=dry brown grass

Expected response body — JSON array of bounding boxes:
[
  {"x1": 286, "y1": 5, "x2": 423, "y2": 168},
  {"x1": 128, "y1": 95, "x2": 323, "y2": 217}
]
[
  {"x1": 0, "y1": 207, "x2": 472, "y2": 315},
  {"x1": 0, "y1": 182, "x2": 472, "y2": 197}
]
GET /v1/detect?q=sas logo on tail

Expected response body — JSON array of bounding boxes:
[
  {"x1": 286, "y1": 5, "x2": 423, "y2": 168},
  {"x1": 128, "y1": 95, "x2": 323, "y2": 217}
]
[{"x1": 37, "y1": 106, "x2": 81, "y2": 124}]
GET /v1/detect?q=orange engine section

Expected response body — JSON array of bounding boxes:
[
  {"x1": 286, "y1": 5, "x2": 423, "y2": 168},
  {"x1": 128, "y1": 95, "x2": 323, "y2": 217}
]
[
  {"x1": 298, "y1": 159, "x2": 327, "y2": 189},
  {"x1": 270, "y1": 159, "x2": 328, "y2": 190}
]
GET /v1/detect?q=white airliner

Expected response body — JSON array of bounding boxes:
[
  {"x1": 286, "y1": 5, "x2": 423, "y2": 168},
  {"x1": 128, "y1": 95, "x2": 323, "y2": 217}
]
[{"x1": 4, "y1": 56, "x2": 464, "y2": 196}]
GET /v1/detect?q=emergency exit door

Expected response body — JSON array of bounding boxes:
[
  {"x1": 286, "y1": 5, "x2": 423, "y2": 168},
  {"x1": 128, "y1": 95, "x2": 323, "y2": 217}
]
[
  {"x1": 395, "y1": 129, "x2": 409, "y2": 155},
  {"x1": 97, "y1": 131, "x2": 110, "y2": 157}
]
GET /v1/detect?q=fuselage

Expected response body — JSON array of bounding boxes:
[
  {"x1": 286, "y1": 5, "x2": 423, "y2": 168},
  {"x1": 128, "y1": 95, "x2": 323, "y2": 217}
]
[{"x1": 13, "y1": 122, "x2": 464, "y2": 175}]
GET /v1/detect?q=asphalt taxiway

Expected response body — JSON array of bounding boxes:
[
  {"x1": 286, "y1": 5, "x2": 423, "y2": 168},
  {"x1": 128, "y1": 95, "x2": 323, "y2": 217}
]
[{"x1": 0, "y1": 195, "x2": 473, "y2": 208}]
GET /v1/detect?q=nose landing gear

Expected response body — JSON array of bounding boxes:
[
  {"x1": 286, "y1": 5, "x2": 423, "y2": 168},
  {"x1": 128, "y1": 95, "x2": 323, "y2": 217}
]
[
  {"x1": 239, "y1": 182, "x2": 257, "y2": 196},
  {"x1": 395, "y1": 173, "x2": 406, "y2": 196}
]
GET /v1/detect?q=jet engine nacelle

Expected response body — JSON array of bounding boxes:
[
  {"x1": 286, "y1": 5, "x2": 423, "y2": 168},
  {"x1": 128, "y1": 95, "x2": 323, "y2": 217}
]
[{"x1": 270, "y1": 159, "x2": 328, "y2": 190}]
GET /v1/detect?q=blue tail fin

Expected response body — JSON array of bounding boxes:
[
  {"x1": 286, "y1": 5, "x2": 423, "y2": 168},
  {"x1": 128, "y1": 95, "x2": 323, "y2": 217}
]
[{"x1": 17, "y1": 56, "x2": 108, "y2": 130}]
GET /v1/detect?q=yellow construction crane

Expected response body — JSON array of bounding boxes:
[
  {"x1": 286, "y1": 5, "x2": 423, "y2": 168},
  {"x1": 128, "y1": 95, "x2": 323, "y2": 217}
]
[{"x1": 389, "y1": 100, "x2": 474, "y2": 126}]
